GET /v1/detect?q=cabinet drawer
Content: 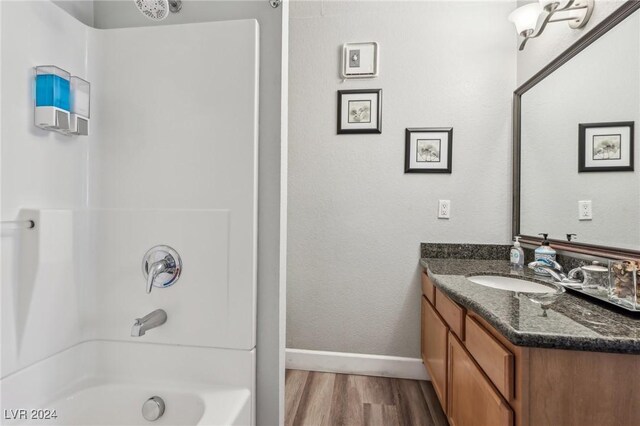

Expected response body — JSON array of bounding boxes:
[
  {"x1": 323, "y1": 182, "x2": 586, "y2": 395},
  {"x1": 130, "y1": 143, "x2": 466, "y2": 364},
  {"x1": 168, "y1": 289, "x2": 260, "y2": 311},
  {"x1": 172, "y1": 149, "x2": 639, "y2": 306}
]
[
  {"x1": 422, "y1": 297, "x2": 448, "y2": 412},
  {"x1": 465, "y1": 316, "x2": 514, "y2": 400},
  {"x1": 435, "y1": 288, "x2": 465, "y2": 340},
  {"x1": 421, "y1": 271, "x2": 436, "y2": 304},
  {"x1": 448, "y1": 333, "x2": 513, "y2": 426}
]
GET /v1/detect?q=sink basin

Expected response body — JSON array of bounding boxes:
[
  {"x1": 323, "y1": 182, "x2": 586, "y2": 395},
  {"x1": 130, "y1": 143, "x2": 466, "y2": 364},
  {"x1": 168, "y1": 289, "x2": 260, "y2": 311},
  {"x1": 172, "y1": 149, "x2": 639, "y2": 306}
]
[{"x1": 467, "y1": 275, "x2": 559, "y2": 294}]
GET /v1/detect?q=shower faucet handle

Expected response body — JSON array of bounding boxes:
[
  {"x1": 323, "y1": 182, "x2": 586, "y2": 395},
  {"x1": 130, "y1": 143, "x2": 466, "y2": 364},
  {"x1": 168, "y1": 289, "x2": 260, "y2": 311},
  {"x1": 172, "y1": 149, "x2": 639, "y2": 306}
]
[{"x1": 142, "y1": 245, "x2": 182, "y2": 294}]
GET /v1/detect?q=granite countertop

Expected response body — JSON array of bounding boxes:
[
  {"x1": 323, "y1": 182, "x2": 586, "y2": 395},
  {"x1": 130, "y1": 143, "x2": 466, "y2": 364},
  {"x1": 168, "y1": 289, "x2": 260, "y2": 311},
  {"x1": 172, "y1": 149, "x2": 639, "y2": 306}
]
[{"x1": 420, "y1": 257, "x2": 640, "y2": 354}]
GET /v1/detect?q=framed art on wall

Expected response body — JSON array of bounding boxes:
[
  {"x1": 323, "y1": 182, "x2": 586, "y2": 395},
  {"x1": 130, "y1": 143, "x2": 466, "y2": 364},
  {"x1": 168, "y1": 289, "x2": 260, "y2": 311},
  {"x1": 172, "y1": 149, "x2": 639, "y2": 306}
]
[
  {"x1": 405, "y1": 127, "x2": 453, "y2": 173},
  {"x1": 578, "y1": 122, "x2": 634, "y2": 172},
  {"x1": 337, "y1": 89, "x2": 382, "y2": 134}
]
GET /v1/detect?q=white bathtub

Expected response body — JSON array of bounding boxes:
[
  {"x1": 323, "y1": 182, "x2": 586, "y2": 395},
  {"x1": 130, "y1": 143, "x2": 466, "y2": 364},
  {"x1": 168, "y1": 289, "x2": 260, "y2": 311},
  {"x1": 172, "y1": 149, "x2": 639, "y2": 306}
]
[
  {"x1": 2, "y1": 380, "x2": 249, "y2": 426},
  {"x1": 1, "y1": 341, "x2": 255, "y2": 426}
]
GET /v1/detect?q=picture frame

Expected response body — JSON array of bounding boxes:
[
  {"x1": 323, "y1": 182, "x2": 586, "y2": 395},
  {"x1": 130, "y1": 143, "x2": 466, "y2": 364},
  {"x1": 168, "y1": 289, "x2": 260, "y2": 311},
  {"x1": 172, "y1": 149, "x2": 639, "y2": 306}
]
[
  {"x1": 578, "y1": 121, "x2": 634, "y2": 172},
  {"x1": 337, "y1": 89, "x2": 382, "y2": 134},
  {"x1": 404, "y1": 128, "x2": 453, "y2": 173}
]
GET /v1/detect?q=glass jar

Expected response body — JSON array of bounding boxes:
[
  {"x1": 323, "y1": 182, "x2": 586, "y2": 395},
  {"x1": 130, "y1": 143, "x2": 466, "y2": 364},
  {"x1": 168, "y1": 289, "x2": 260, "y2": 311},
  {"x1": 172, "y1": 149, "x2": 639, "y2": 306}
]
[
  {"x1": 579, "y1": 264, "x2": 609, "y2": 296},
  {"x1": 608, "y1": 260, "x2": 639, "y2": 310}
]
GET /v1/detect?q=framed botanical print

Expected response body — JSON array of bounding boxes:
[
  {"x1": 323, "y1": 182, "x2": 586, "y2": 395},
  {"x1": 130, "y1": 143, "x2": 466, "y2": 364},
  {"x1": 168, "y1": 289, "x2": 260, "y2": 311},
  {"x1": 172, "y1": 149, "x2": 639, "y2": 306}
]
[
  {"x1": 579, "y1": 122, "x2": 634, "y2": 172},
  {"x1": 337, "y1": 89, "x2": 382, "y2": 134},
  {"x1": 405, "y1": 128, "x2": 453, "y2": 173}
]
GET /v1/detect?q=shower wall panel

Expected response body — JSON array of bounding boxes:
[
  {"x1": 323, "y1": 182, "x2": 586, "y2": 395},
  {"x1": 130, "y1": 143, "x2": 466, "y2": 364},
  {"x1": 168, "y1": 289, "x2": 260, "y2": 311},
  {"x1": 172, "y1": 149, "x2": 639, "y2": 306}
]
[
  {"x1": 1, "y1": 1, "x2": 93, "y2": 378},
  {"x1": 1, "y1": 3, "x2": 259, "y2": 378},
  {"x1": 89, "y1": 20, "x2": 259, "y2": 350}
]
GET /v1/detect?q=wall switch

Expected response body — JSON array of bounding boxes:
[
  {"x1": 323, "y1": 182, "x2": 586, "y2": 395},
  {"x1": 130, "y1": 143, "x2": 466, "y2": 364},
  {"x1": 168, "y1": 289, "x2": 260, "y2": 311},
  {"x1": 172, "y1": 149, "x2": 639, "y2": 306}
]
[
  {"x1": 438, "y1": 200, "x2": 451, "y2": 219},
  {"x1": 349, "y1": 49, "x2": 361, "y2": 68},
  {"x1": 578, "y1": 200, "x2": 592, "y2": 220}
]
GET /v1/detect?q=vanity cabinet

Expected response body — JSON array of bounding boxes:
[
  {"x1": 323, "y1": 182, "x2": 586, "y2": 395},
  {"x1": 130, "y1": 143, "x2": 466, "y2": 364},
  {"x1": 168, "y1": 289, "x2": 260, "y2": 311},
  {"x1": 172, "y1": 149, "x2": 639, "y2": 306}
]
[
  {"x1": 448, "y1": 333, "x2": 513, "y2": 426},
  {"x1": 420, "y1": 270, "x2": 640, "y2": 426},
  {"x1": 422, "y1": 271, "x2": 512, "y2": 425},
  {"x1": 464, "y1": 315, "x2": 514, "y2": 400},
  {"x1": 421, "y1": 296, "x2": 448, "y2": 410}
]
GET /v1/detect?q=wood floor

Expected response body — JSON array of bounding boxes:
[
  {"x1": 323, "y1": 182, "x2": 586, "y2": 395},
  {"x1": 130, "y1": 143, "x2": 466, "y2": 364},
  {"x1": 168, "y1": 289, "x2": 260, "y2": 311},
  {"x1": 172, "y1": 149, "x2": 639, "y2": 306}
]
[{"x1": 285, "y1": 370, "x2": 448, "y2": 426}]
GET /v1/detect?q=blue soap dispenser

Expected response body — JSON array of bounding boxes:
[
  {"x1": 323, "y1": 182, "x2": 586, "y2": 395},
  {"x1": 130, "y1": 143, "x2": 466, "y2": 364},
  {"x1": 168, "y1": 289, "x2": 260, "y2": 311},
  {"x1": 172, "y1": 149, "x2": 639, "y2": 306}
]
[{"x1": 534, "y1": 233, "x2": 556, "y2": 276}]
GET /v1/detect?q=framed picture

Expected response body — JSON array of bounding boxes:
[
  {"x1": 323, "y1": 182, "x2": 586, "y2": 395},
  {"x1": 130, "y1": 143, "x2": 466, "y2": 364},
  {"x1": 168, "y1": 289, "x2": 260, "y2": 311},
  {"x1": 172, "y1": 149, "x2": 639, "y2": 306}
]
[
  {"x1": 337, "y1": 89, "x2": 382, "y2": 134},
  {"x1": 405, "y1": 128, "x2": 453, "y2": 173},
  {"x1": 579, "y1": 122, "x2": 634, "y2": 172}
]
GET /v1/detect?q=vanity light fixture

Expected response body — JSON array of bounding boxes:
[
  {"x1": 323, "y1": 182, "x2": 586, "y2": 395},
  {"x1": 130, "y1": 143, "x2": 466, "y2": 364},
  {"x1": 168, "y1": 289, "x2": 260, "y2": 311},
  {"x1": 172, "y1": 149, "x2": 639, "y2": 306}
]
[{"x1": 509, "y1": 0, "x2": 594, "y2": 50}]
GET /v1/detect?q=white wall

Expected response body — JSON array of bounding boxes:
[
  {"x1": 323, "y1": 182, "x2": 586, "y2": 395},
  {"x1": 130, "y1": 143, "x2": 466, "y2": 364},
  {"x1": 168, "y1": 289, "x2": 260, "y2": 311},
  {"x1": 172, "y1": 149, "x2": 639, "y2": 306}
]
[
  {"x1": 516, "y1": 0, "x2": 627, "y2": 85},
  {"x1": 88, "y1": 19, "x2": 260, "y2": 351},
  {"x1": 1, "y1": 0, "x2": 91, "y2": 377},
  {"x1": 91, "y1": 2, "x2": 287, "y2": 424},
  {"x1": 287, "y1": 1, "x2": 516, "y2": 358}
]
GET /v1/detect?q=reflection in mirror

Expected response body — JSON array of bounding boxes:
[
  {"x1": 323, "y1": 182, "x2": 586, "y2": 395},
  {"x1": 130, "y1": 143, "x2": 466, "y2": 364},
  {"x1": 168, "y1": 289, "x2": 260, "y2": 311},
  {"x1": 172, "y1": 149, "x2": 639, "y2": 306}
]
[{"x1": 519, "y1": 8, "x2": 639, "y2": 251}]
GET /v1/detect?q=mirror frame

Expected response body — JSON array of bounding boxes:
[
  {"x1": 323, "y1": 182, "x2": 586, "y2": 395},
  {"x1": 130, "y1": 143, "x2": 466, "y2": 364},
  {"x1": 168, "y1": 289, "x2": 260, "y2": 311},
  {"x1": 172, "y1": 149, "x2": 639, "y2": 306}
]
[{"x1": 512, "y1": 0, "x2": 640, "y2": 260}]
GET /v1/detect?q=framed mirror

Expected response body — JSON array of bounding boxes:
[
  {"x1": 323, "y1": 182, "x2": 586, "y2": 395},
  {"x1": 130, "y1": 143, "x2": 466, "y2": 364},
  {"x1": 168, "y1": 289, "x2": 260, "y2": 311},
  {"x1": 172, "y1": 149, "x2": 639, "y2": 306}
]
[{"x1": 513, "y1": 1, "x2": 640, "y2": 259}]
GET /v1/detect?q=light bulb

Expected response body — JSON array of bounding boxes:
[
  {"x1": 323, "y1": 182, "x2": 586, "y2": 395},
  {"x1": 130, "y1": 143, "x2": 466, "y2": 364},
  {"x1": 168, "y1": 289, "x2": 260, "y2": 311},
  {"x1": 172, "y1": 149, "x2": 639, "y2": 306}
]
[{"x1": 509, "y1": 3, "x2": 543, "y2": 35}]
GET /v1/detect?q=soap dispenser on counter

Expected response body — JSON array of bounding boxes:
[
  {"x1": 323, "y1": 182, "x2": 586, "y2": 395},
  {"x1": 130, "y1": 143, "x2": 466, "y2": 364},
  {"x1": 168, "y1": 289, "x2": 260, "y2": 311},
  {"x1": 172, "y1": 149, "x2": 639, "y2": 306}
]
[
  {"x1": 510, "y1": 236, "x2": 525, "y2": 269},
  {"x1": 534, "y1": 233, "x2": 556, "y2": 276}
]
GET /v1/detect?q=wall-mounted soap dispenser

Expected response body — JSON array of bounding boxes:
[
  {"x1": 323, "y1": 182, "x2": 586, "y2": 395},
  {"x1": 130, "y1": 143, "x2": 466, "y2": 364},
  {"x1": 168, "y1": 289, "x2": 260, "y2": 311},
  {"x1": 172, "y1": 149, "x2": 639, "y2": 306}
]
[
  {"x1": 69, "y1": 76, "x2": 90, "y2": 136},
  {"x1": 34, "y1": 66, "x2": 90, "y2": 136},
  {"x1": 35, "y1": 66, "x2": 71, "y2": 133}
]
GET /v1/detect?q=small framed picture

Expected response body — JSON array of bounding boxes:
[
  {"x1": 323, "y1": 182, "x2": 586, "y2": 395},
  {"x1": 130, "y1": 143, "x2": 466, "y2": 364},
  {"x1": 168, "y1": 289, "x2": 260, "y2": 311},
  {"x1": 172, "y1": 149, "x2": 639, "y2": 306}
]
[
  {"x1": 405, "y1": 128, "x2": 453, "y2": 173},
  {"x1": 579, "y1": 122, "x2": 634, "y2": 172},
  {"x1": 337, "y1": 89, "x2": 382, "y2": 134}
]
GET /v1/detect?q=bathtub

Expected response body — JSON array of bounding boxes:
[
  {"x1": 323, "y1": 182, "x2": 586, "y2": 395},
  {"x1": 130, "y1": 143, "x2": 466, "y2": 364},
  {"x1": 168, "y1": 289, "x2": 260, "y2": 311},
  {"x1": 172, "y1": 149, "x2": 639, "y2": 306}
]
[{"x1": 1, "y1": 341, "x2": 254, "y2": 426}]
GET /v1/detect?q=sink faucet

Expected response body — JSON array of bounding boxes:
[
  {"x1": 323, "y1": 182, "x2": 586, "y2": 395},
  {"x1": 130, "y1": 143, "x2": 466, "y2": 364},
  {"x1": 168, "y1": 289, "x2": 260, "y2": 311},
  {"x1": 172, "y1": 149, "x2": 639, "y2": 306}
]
[
  {"x1": 527, "y1": 259, "x2": 579, "y2": 284},
  {"x1": 131, "y1": 309, "x2": 167, "y2": 337}
]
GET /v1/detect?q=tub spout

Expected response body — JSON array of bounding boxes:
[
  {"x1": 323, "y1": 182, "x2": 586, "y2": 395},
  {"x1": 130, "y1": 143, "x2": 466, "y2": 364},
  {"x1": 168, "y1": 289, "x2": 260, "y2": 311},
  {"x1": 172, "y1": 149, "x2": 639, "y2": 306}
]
[{"x1": 131, "y1": 309, "x2": 167, "y2": 337}]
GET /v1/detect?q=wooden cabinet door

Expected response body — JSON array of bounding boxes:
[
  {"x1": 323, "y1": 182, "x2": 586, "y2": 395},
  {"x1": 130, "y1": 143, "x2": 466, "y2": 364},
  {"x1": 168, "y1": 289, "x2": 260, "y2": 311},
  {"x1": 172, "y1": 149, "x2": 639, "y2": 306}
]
[
  {"x1": 448, "y1": 333, "x2": 513, "y2": 426},
  {"x1": 421, "y1": 297, "x2": 448, "y2": 412}
]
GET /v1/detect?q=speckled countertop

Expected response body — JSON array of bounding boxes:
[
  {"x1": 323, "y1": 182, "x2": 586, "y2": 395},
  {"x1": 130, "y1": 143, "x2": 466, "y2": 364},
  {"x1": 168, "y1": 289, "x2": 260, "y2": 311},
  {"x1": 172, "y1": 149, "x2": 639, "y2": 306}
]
[{"x1": 420, "y1": 257, "x2": 640, "y2": 354}]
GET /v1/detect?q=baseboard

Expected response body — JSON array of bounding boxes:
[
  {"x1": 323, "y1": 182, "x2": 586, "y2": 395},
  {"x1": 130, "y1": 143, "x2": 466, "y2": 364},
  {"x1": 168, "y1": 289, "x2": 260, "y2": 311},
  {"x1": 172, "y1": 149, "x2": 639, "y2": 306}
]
[{"x1": 285, "y1": 348, "x2": 429, "y2": 381}]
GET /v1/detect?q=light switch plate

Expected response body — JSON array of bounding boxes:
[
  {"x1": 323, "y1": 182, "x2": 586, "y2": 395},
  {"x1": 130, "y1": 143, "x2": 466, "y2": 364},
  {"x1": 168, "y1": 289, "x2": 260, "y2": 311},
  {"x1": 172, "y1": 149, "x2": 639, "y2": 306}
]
[{"x1": 342, "y1": 42, "x2": 379, "y2": 79}]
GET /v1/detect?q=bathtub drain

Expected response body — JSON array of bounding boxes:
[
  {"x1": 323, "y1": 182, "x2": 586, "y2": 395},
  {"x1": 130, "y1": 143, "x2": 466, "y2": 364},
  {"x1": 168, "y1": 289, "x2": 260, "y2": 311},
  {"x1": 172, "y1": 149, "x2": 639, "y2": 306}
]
[{"x1": 142, "y1": 396, "x2": 166, "y2": 422}]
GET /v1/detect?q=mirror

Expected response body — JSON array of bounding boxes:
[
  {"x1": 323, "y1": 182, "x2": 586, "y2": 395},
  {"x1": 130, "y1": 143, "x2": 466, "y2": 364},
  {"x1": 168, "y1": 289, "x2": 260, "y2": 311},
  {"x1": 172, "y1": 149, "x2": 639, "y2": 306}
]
[{"x1": 514, "y1": 1, "x2": 640, "y2": 255}]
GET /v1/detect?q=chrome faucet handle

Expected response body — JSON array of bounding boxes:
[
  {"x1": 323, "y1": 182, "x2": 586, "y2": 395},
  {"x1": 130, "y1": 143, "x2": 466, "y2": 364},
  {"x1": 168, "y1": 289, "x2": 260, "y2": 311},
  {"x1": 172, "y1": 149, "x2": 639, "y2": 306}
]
[
  {"x1": 545, "y1": 259, "x2": 564, "y2": 272},
  {"x1": 528, "y1": 259, "x2": 557, "y2": 270},
  {"x1": 146, "y1": 258, "x2": 169, "y2": 293},
  {"x1": 142, "y1": 245, "x2": 182, "y2": 294}
]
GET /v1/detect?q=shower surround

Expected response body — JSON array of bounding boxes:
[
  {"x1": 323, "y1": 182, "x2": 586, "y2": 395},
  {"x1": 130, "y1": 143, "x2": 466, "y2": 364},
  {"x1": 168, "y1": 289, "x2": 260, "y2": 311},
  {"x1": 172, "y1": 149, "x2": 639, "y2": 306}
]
[{"x1": 1, "y1": 2, "x2": 259, "y2": 424}]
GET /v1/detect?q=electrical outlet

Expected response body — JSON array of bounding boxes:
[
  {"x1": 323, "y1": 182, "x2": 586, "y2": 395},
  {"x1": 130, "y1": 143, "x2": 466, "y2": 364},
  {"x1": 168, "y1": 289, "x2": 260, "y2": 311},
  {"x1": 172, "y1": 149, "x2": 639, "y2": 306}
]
[
  {"x1": 578, "y1": 200, "x2": 592, "y2": 221},
  {"x1": 438, "y1": 200, "x2": 451, "y2": 219}
]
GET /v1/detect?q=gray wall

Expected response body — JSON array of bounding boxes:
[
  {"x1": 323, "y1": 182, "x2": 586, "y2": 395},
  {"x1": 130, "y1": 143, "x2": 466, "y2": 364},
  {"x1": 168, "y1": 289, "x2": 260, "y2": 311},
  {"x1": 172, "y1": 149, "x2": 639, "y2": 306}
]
[
  {"x1": 53, "y1": 1, "x2": 287, "y2": 424},
  {"x1": 52, "y1": 0, "x2": 94, "y2": 26},
  {"x1": 287, "y1": 1, "x2": 516, "y2": 358}
]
